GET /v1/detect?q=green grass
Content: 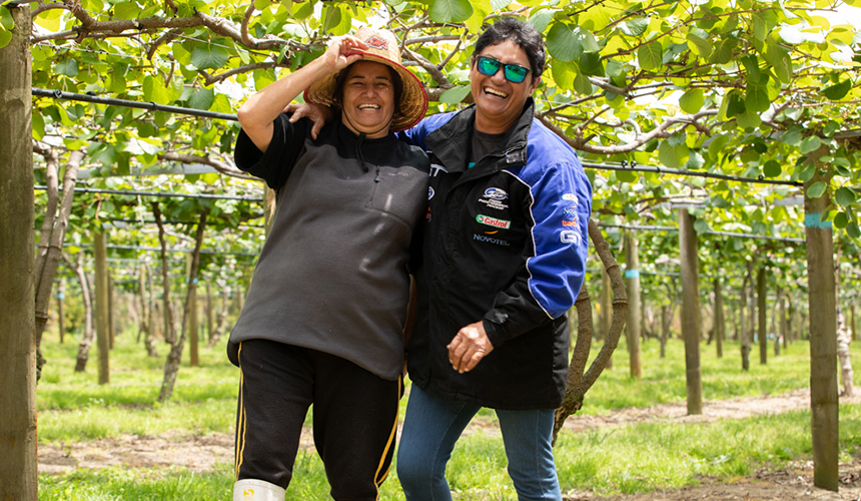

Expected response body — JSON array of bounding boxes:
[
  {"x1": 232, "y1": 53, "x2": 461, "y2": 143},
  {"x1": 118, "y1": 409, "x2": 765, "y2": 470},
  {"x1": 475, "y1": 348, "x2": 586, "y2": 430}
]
[
  {"x1": 578, "y1": 336, "x2": 848, "y2": 413},
  {"x1": 35, "y1": 329, "x2": 861, "y2": 500}
]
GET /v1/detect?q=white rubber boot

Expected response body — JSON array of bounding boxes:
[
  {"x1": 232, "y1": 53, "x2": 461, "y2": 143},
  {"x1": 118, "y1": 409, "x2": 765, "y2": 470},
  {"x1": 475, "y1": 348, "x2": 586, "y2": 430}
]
[{"x1": 233, "y1": 479, "x2": 286, "y2": 501}]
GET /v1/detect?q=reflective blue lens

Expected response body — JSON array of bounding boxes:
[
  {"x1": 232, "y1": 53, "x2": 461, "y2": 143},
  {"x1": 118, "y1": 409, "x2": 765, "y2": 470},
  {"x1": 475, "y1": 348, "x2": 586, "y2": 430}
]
[{"x1": 475, "y1": 56, "x2": 530, "y2": 84}]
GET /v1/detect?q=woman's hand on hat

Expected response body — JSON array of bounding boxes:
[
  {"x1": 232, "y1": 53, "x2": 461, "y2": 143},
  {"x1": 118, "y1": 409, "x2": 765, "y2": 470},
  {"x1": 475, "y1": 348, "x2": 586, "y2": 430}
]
[{"x1": 324, "y1": 35, "x2": 368, "y2": 71}]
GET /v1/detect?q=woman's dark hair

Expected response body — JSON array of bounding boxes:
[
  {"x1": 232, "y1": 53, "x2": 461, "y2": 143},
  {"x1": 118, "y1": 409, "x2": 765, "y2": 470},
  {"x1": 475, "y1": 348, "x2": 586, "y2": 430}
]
[
  {"x1": 473, "y1": 17, "x2": 546, "y2": 82},
  {"x1": 332, "y1": 62, "x2": 403, "y2": 116}
]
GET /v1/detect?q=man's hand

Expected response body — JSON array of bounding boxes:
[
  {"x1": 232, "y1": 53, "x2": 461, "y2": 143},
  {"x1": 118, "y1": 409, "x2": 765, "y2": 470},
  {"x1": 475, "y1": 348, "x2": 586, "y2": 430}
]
[
  {"x1": 283, "y1": 102, "x2": 334, "y2": 140},
  {"x1": 447, "y1": 321, "x2": 494, "y2": 374}
]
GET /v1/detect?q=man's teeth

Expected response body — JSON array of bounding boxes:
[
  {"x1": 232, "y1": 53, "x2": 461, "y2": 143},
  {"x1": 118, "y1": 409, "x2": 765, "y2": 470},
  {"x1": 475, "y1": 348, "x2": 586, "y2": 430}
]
[
  {"x1": 358, "y1": 104, "x2": 380, "y2": 109},
  {"x1": 485, "y1": 88, "x2": 507, "y2": 98}
]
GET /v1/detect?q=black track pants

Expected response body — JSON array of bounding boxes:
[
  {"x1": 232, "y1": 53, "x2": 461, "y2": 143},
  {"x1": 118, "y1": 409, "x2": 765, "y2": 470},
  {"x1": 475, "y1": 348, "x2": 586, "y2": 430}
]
[{"x1": 234, "y1": 339, "x2": 401, "y2": 500}]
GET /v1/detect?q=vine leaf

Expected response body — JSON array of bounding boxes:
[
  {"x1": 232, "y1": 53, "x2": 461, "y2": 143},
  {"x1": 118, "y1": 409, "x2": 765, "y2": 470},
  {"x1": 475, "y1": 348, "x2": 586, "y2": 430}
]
[
  {"x1": 638, "y1": 42, "x2": 663, "y2": 71},
  {"x1": 429, "y1": 0, "x2": 473, "y2": 23},
  {"x1": 439, "y1": 85, "x2": 471, "y2": 104},
  {"x1": 191, "y1": 45, "x2": 231, "y2": 71},
  {"x1": 821, "y1": 79, "x2": 851, "y2": 100},
  {"x1": 807, "y1": 181, "x2": 828, "y2": 199},
  {"x1": 679, "y1": 89, "x2": 704, "y2": 114},
  {"x1": 547, "y1": 23, "x2": 580, "y2": 62}
]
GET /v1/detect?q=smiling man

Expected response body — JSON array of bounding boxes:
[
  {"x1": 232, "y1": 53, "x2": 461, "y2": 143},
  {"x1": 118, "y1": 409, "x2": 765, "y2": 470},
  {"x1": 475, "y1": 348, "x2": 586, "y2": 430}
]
[{"x1": 392, "y1": 18, "x2": 593, "y2": 501}]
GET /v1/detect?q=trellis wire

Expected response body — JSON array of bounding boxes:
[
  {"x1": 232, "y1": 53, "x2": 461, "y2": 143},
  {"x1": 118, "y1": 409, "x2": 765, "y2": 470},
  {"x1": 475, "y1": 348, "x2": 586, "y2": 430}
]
[
  {"x1": 32, "y1": 88, "x2": 238, "y2": 122},
  {"x1": 33, "y1": 88, "x2": 806, "y2": 187},
  {"x1": 599, "y1": 223, "x2": 805, "y2": 243},
  {"x1": 35, "y1": 185, "x2": 263, "y2": 202}
]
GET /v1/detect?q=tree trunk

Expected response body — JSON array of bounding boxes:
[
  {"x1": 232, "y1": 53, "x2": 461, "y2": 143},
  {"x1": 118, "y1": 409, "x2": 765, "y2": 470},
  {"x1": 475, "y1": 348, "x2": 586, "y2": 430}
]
[
  {"x1": 601, "y1": 266, "x2": 612, "y2": 368},
  {"x1": 554, "y1": 221, "x2": 626, "y2": 441},
  {"x1": 33, "y1": 145, "x2": 83, "y2": 379},
  {"x1": 69, "y1": 253, "x2": 95, "y2": 372},
  {"x1": 851, "y1": 305, "x2": 857, "y2": 343},
  {"x1": 624, "y1": 231, "x2": 642, "y2": 379},
  {"x1": 679, "y1": 209, "x2": 702, "y2": 415},
  {"x1": 714, "y1": 279, "x2": 723, "y2": 359},
  {"x1": 94, "y1": 232, "x2": 110, "y2": 385},
  {"x1": 158, "y1": 208, "x2": 209, "y2": 402},
  {"x1": 788, "y1": 301, "x2": 796, "y2": 344},
  {"x1": 207, "y1": 279, "x2": 230, "y2": 348},
  {"x1": 758, "y1": 267, "x2": 767, "y2": 365},
  {"x1": 804, "y1": 153, "x2": 838, "y2": 491},
  {"x1": 0, "y1": 6, "x2": 37, "y2": 498}
]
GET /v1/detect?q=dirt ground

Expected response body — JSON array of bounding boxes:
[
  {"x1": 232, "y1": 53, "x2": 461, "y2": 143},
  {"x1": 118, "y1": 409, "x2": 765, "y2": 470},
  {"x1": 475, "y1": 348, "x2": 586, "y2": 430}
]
[{"x1": 38, "y1": 389, "x2": 861, "y2": 500}]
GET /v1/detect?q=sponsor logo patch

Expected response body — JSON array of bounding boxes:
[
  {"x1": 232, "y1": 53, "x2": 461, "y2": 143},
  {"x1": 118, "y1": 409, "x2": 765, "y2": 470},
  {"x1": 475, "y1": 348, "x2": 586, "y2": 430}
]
[
  {"x1": 476, "y1": 214, "x2": 511, "y2": 229},
  {"x1": 561, "y1": 230, "x2": 582, "y2": 245},
  {"x1": 562, "y1": 220, "x2": 579, "y2": 227},
  {"x1": 483, "y1": 187, "x2": 508, "y2": 200},
  {"x1": 473, "y1": 233, "x2": 511, "y2": 246},
  {"x1": 562, "y1": 193, "x2": 578, "y2": 203},
  {"x1": 428, "y1": 187, "x2": 435, "y2": 200},
  {"x1": 479, "y1": 187, "x2": 509, "y2": 211}
]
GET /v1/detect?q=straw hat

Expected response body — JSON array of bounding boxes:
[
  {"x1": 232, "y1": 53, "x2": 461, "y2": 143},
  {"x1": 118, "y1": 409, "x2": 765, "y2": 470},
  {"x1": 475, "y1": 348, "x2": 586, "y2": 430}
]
[{"x1": 304, "y1": 27, "x2": 428, "y2": 132}]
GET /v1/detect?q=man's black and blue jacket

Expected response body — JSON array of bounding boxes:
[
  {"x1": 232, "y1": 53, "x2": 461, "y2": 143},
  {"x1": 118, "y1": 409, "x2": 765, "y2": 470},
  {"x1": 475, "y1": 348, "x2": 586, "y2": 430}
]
[{"x1": 400, "y1": 99, "x2": 593, "y2": 410}]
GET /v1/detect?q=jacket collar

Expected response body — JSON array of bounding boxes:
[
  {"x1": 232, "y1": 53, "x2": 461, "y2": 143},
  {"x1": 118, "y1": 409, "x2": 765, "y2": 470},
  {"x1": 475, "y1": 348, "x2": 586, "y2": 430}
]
[{"x1": 426, "y1": 98, "x2": 535, "y2": 173}]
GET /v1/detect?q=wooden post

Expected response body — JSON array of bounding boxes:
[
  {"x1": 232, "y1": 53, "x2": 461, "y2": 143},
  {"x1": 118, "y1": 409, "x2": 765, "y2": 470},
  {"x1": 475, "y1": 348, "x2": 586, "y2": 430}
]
[
  {"x1": 740, "y1": 280, "x2": 750, "y2": 370},
  {"x1": 804, "y1": 152, "x2": 838, "y2": 492},
  {"x1": 781, "y1": 293, "x2": 788, "y2": 351},
  {"x1": 206, "y1": 281, "x2": 214, "y2": 344},
  {"x1": 624, "y1": 231, "x2": 642, "y2": 379},
  {"x1": 58, "y1": 279, "x2": 65, "y2": 343},
  {"x1": 714, "y1": 279, "x2": 723, "y2": 358},
  {"x1": 94, "y1": 232, "x2": 110, "y2": 385},
  {"x1": 679, "y1": 209, "x2": 702, "y2": 415},
  {"x1": 0, "y1": 5, "x2": 37, "y2": 498},
  {"x1": 758, "y1": 267, "x2": 767, "y2": 365},
  {"x1": 107, "y1": 269, "x2": 115, "y2": 349},
  {"x1": 188, "y1": 255, "x2": 199, "y2": 367}
]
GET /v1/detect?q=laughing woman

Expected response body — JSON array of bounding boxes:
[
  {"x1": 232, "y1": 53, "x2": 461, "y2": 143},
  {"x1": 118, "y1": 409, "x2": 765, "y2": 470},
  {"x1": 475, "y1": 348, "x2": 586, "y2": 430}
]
[{"x1": 228, "y1": 28, "x2": 428, "y2": 501}]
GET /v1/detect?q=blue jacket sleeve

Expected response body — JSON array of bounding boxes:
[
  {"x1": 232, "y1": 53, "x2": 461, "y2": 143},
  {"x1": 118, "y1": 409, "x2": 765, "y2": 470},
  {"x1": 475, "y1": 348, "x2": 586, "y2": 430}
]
[{"x1": 483, "y1": 152, "x2": 592, "y2": 347}]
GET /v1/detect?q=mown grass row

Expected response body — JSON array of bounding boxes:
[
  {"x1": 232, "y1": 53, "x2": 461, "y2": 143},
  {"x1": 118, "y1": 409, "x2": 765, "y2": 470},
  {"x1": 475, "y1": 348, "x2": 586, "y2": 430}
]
[{"x1": 36, "y1": 329, "x2": 861, "y2": 499}]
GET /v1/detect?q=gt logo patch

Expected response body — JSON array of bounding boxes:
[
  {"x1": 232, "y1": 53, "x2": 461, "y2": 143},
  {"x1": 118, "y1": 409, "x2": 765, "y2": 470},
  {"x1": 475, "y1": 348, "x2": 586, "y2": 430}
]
[{"x1": 561, "y1": 230, "x2": 582, "y2": 245}]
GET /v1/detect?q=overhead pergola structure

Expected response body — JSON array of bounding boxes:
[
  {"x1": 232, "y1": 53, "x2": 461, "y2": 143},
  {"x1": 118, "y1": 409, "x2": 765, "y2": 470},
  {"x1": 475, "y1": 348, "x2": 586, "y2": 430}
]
[{"x1": 4, "y1": 0, "x2": 861, "y2": 497}]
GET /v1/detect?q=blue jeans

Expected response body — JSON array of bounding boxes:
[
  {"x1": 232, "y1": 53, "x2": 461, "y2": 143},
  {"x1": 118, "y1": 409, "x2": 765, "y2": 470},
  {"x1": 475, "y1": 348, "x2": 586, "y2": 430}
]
[{"x1": 397, "y1": 384, "x2": 562, "y2": 501}]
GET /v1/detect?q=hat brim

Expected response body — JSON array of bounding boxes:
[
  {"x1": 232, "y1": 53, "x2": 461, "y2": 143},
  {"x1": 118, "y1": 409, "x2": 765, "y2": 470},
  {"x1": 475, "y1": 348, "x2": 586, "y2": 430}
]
[{"x1": 303, "y1": 52, "x2": 428, "y2": 133}]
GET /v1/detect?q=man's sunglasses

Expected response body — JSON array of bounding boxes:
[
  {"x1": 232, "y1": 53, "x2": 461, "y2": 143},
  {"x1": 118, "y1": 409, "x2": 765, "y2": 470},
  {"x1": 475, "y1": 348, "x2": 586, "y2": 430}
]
[{"x1": 474, "y1": 55, "x2": 531, "y2": 84}]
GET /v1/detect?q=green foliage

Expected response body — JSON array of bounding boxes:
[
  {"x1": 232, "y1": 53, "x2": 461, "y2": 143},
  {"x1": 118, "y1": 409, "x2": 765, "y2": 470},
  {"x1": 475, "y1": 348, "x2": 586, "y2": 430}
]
[{"x1": 14, "y1": 0, "x2": 861, "y2": 244}]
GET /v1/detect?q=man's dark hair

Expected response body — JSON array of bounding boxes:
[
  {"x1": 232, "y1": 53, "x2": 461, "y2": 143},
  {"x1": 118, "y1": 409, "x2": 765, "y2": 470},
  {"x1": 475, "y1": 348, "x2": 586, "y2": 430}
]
[{"x1": 473, "y1": 17, "x2": 546, "y2": 82}]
